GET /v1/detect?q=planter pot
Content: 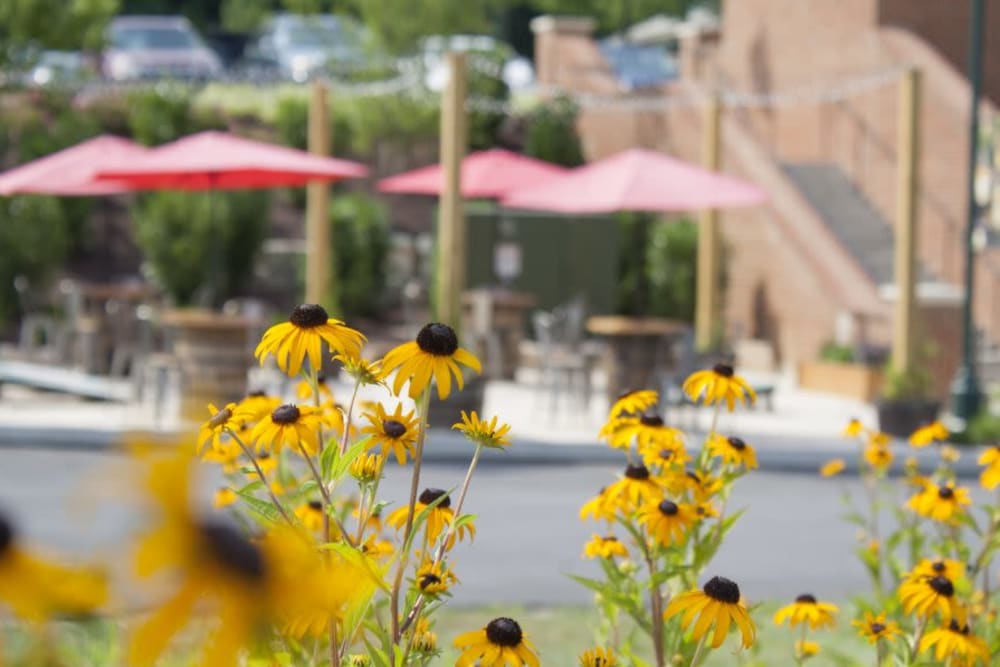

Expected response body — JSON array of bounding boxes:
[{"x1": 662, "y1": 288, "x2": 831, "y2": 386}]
[
  {"x1": 876, "y1": 399, "x2": 941, "y2": 438},
  {"x1": 798, "y1": 361, "x2": 884, "y2": 401},
  {"x1": 427, "y1": 375, "x2": 486, "y2": 428}
]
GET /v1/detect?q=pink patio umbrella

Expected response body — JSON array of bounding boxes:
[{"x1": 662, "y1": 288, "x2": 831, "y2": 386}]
[
  {"x1": 0, "y1": 135, "x2": 149, "y2": 196},
  {"x1": 377, "y1": 148, "x2": 567, "y2": 198},
  {"x1": 95, "y1": 130, "x2": 368, "y2": 189},
  {"x1": 501, "y1": 147, "x2": 766, "y2": 213}
]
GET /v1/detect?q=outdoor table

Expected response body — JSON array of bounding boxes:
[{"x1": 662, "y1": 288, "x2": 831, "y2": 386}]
[
  {"x1": 67, "y1": 281, "x2": 155, "y2": 374},
  {"x1": 585, "y1": 316, "x2": 690, "y2": 403},
  {"x1": 462, "y1": 288, "x2": 537, "y2": 379}
]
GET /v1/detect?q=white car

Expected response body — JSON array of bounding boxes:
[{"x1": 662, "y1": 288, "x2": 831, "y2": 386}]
[{"x1": 103, "y1": 16, "x2": 222, "y2": 82}]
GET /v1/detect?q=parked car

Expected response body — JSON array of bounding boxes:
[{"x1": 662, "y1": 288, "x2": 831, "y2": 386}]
[
  {"x1": 26, "y1": 51, "x2": 96, "y2": 87},
  {"x1": 243, "y1": 13, "x2": 367, "y2": 83},
  {"x1": 599, "y1": 39, "x2": 678, "y2": 91},
  {"x1": 415, "y1": 35, "x2": 534, "y2": 93},
  {"x1": 103, "y1": 16, "x2": 222, "y2": 81}
]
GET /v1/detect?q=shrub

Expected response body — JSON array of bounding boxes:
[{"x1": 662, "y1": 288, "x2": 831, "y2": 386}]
[
  {"x1": 330, "y1": 193, "x2": 390, "y2": 319},
  {"x1": 523, "y1": 95, "x2": 585, "y2": 167},
  {"x1": 132, "y1": 190, "x2": 269, "y2": 306},
  {"x1": 820, "y1": 341, "x2": 855, "y2": 363},
  {"x1": 646, "y1": 218, "x2": 698, "y2": 322}
]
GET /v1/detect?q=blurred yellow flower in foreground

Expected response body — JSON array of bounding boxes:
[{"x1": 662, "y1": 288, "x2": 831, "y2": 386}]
[
  {"x1": 819, "y1": 458, "x2": 846, "y2": 477},
  {"x1": 682, "y1": 364, "x2": 756, "y2": 412}
]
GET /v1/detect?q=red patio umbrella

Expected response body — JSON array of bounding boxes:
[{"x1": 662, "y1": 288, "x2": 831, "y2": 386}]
[
  {"x1": 377, "y1": 148, "x2": 567, "y2": 199},
  {"x1": 95, "y1": 130, "x2": 368, "y2": 189},
  {"x1": 0, "y1": 135, "x2": 149, "y2": 196},
  {"x1": 501, "y1": 148, "x2": 766, "y2": 213}
]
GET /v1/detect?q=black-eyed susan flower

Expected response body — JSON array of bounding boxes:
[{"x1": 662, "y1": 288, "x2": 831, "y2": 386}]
[
  {"x1": 668, "y1": 469, "x2": 723, "y2": 503},
  {"x1": 640, "y1": 442, "x2": 691, "y2": 471},
  {"x1": 412, "y1": 626, "x2": 438, "y2": 653},
  {"x1": 605, "y1": 415, "x2": 684, "y2": 451},
  {"x1": 381, "y1": 322, "x2": 481, "y2": 399},
  {"x1": 386, "y1": 489, "x2": 473, "y2": 547},
  {"x1": 579, "y1": 647, "x2": 617, "y2": 666},
  {"x1": 978, "y1": 446, "x2": 1000, "y2": 490},
  {"x1": 795, "y1": 640, "x2": 820, "y2": 658},
  {"x1": 907, "y1": 481, "x2": 972, "y2": 523},
  {"x1": 255, "y1": 303, "x2": 365, "y2": 377},
  {"x1": 843, "y1": 418, "x2": 865, "y2": 438},
  {"x1": 237, "y1": 391, "x2": 281, "y2": 424},
  {"x1": 361, "y1": 402, "x2": 419, "y2": 465},
  {"x1": 773, "y1": 594, "x2": 838, "y2": 630},
  {"x1": 360, "y1": 534, "x2": 394, "y2": 561},
  {"x1": 254, "y1": 451, "x2": 277, "y2": 476},
  {"x1": 347, "y1": 655, "x2": 372, "y2": 666},
  {"x1": 663, "y1": 576, "x2": 756, "y2": 649},
  {"x1": 296, "y1": 375, "x2": 333, "y2": 402},
  {"x1": 201, "y1": 440, "x2": 243, "y2": 474},
  {"x1": 198, "y1": 403, "x2": 239, "y2": 453},
  {"x1": 416, "y1": 559, "x2": 457, "y2": 597},
  {"x1": 604, "y1": 464, "x2": 662, "y2": 512},
  {"x1": 250, "y1": 403, "x2": 322, "y2": 456},
  {"x1": 637, "y1": 499, "x2": 695, "y2": 547},
  {"x1": 350, "y1": 452, "x2": 384, "y2": 484},
  {"x1": 682, "y1": 364, "x2": 756, "y2": 411},
  {"x1": 213, "y1": 487, "x2": 237, "y2": 509},
  {"x1": 909, "y1": 420, "x2": 949, "y2": 448},
  {"x1": 919, "y1": 620, "x2": 990, "y2": 666},
  {"x1": 583, "y1": 534, "x2": 629, "y2": 559},
  {"x1": 941, "y1": 445, "x2": 961, "y2": 463},
  {"x1": 579, "y1": 488, "x2": 616, "y2": 522},
  {"x1": 335, "y1": 353, "x2": 385, "y2": 387},
  {"x1": 706, "y1": 435, "x2": 758, "y2": 470},
  {"x1": 913, "y1": 558, "x2": 966, "y2": 583},
  {"x1": 899, "y1": 574, "x2": 962, "y2": 622},
  {"x1": 453, "y1": 411, "x2": 512, "y2": 449},
  {"x1": 863, "y1": 443, "x2": 893, "y2": 471},
  {"x1": 453, "y1": 616, "x2": 539, "y2": 667},
  {"x1": 853, "y1": 611, "x2": 901, "y2": 644},
  {"x1": 0, "y1": 513, "x2": 106, "y2": 622},
  {"x1": 609, "y1": 389, "x2": 658, "y2": 418},
  {"x1": 295, "y1": 500, "x2": 325, "y2": 532},
  {"x1": 819, "y1": 458, "x2": 845, "y2": 477}
]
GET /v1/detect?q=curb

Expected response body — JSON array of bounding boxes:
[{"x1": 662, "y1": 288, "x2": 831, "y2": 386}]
[{"x1": 0, "y1": 426, "x2": 988, "y2": 478}]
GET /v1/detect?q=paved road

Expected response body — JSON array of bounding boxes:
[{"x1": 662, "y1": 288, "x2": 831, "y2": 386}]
[{"x1": 0, "y1": 448, "x2": 978, "y2": 607}]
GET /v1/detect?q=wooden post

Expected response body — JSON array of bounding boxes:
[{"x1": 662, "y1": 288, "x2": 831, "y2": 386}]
[
  {"x1": 695, "y1": 95, "x2": 722, "y2": 351},
  {"x1": 306, "y1": 80, "x2": 337, "y2": 311},
  {"x1": 892, "y1": 68, "x2": 922, "y2": 374},
  {"x1": 435, "y1": 52, "x2": 468, "y2": 328}
]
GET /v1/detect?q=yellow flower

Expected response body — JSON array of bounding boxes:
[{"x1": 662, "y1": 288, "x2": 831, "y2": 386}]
[
  {"x1": 795, "y1": 639, "x2": 820, "y2": 657},
  {"x1": 347, "y1": 655, "x2": 372, "y2": 666},
  {"x1": 919, "y1": 620, "x2": 990, "y2": 666},
  {"x1": 583, "y1": 534, "x2": 629, "y2": 559},
  {"x1": 899, "y1": 574, "x2": 963, "y2": 623},
  {"x1": 198, "y1": 402, "x2": 238, "y2": 453},
  {"x1": 350, "y1": 453, "x2": 384, "y2": 484},
  {"x1": 640, "y1": 442, "x2": 691, "y2": 471},
  {"x1": 863, "y1": 444, "x2": 894, "y2": 471},
  {"x1": 453, "y1": 617, "x2": 539, "y2": 667},
  {"x1": 940, "y1": 445, "x2": 961, "y2": 463},
  {"x1": 604, "y1": 464, "x2": 663, "y2": 513},
  {"x1": 255, "y1": 303, "x2": 365, "y2": 377},
  {"x1": 335, "y1": 353, "x2": 385, "y2": 386},
  {"x1": 201, "y1": 440, "x2": 243, "y2": 474},
  {"x1": 579, "y1": 647, "x2": 617, "y2": 667},
  {"x1": 249, "y1": 403, "x2": 323, "y2": 456},
  {"x1": 415, "y1": 559, "x2": 457, "y2": 598},
  {"x1": 667, "y1": 469, "x2": 723, "y2": 503},
  {"x1": 637, "y1": 499, "x2": 695, "y2": 547},
  {"x1": 682, "y1": 364, "x2": 756, "y2": 411},
  {"x1": 412, "y1": 627, "x2": 438, "y2": 653},
  {"x1": 295, "y1": 501, "x2": 325, "y2": 532},
  {"x1": 853, "y1": 611, "x2": 902, "y2": 643},
  {"x1": 978, "y1": 445, "x2": 1000, "y2": 467},
  {"x1": 579, "y1": 488, "x2": 616, "y2": 522},
  {"x1": 706, "y1": 434, "x2": 758, "y2": 470},
  {"x1": 609, "y1": 389, "x2": 659, "y2": 418},
  {"x1": 912, "y1": 558, "x2": 966, "y2": 583},
  {"x1": 296, "y1": 375, "x2": 333, "y2": 402},
  {"x1": 868, "y1": 431, "x2": 891, "y2": 448},
  {"x1": 361, "y1": 402, "x2": 419, "y2": 465},
  {"x1": 819, "y1": 458, "x2": 845, "y2": 477},
  {"x1": 213, "y1": 487, "x2": 237, "y2": 509},
  {"x1": 453, "y1": 410, "x2": 512, "y2": 449},
  {"x1": 981, "y1": 463, "x2": 1000, "y2": 491},
  {"x1": 385, "y1": 488, "x2": 474, "y2": 547},
  {"x1": 381, "y1": 322, "x2": 481, "y2": 399},
  {"x1": 237, "y1": 391, "x2": 281, "y2": 424},
  {"x1": 907, "y1": 482, "x2": 972, "y2": 523},
  {"x1": 773, "y1": 594, "x2": 838, "y2": 630},
  {"x1": 663, "y1": 576, "x2": 756, "y2": 649},
  {"x1": 843, "y1": 418, "x2": 865, "y2": 437},
  {"x1": 603, "y1": 415, "x2": 685, "y2": 451},
  {"x1": 910, "y1": 420, "x2": 949, "y2": 448}
]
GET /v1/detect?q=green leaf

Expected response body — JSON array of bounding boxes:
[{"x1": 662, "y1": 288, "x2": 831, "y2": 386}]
[
  {"x1": 327, "y1": 435, "x2": 373, "y2": 481},
  {"x1": 234, "y1": 487, "x2": 280, "y2": 524}
]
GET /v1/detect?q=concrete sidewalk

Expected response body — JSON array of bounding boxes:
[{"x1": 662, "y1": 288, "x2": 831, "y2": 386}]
[{"x1": 0, "y1": 370, "x2": 988, "y2": 476}]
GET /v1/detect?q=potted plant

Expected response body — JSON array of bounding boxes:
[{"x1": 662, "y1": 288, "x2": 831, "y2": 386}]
[
  {"x1": 798, "y1": 342, "x2": 885, "y2": 401},
  {"x1": 875, "y1": 365, "x2": 939, "y2": 437}
]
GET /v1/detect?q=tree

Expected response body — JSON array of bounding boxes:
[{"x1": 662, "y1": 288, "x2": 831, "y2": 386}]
[
  {"x1": 532, "y1": 0, "x2": 709, "y2": 34},
  {"x1": 523, "y1": 96, "x2": 584, "y2": 167},
  {"x1": 341, "y1": 0, "x2": 496, "y2": 54},
  {"x1": 0, "y1": 0, "x2": 119, "y2": 63}
]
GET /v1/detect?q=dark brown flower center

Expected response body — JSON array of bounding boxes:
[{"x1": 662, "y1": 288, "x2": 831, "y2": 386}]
[
  {"x1": 247, "y1": 390, "x2": 267, "y2": 398},
  {"x1": 271, "y1": 404, "x2": 301, "y2": 425},
  {"x1": 870, "y1": 622, "x2": 886, "y2": 634},
  {"x1": 640, "y1": 415, "x2": 664, "y2": 427},
  {"x1": 602, "y1": 535, "x2": 619, "y2": 542},
  {"x1": 419, "y1": 573, "x2": 442, "y2": 589},
  {"x1": 0, "y1": 514, "x2": 13, "y2": 555},
  {"x1": 657, "y1": 449, "x2": 674, "y2": 460},
  {"x1": 289, "y1": 304, "x2": 329, "y2": 328},
  {"x1": 383, "y1": 419, "x2": 407, "y2": 439},
  {"x1": 624, "y1": 464, "x2": 651, "y2": 480},
  {"x1": 416, "y1": 323, "x2": 458, "y2": 356},
  {"x1": 419, "y1": 488, "x2": 451, "y2": 509},
  {"x1": 713, "y1": 363, "x2": 734, "y2": 378},
  {"x1": 795, "y1": 594, "x2": 817, "y2": 604},
  {"x1": 703, "y1": 576, "x2": 740, "y2": 603},
  {"x1": 686, "y1": 470, "x2": 702, "y2": 484},
  {"x1": 932, "y1": 561, "x2": 946, "y2": 573},
  {"x1": 938, "y1": 486, "x2": 955, "y2": 500},
  {"x1": 948, "y1": 619, "x2": 970, "y2": 634},
  {"x1": 485, "y1": 617, "x2": 523, "y2": 647},
  {"x1": 727, "y1": 437, "x2": 747, "y2": 451},
  {"x1": 658, "y1": 500, "x2": 679, "y2": 516},
  {"x1": 198, "y1": 521, "x2": 264, "y2": 581},
  {"x1": 308, "y1": 500, "x2": 323, "y2": 511},
  {"x1": 928, "y1": 576, "x2": 954, "y2": 597}
]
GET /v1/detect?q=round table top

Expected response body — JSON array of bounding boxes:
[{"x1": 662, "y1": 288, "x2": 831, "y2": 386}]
[
  {"x1": 585, "y1": 315, "x2": 690, "y2": 336},
  {"x1": 161, "y1": 308, "x2": 260, "y2": 330}
]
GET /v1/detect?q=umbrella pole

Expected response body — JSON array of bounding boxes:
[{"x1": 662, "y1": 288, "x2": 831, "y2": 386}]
[{"x1": 695, "y1": 95, "x2": 722, "y2": 351}]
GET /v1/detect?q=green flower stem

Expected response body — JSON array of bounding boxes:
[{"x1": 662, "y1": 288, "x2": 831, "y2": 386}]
[
  {"x1": 391, "y1": 389, "x2": 432, "y2": 644},
  {"x1": 296, "y1": 442, "x2": 354, "y2": 548},
  {"x1": 876, "y1": 637, "x2": 885, "y2": 667},
  {"x1": 908, "y1": 615, "x2": 928, "y2": 665},
  {"x1": 689, "y1": 633, "x2": 707, "y2": 667},
  {"x1": 339, "y1": 378, "x2": 361, "y2": 456},
  {"x1": 227, "y1": 430, "x2": 294, "y2": 526}
]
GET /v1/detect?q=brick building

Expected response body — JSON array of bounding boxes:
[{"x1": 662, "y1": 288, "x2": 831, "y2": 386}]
[{"x1": 532, "y1": 2, "x2": 1000, "y2": 398}]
